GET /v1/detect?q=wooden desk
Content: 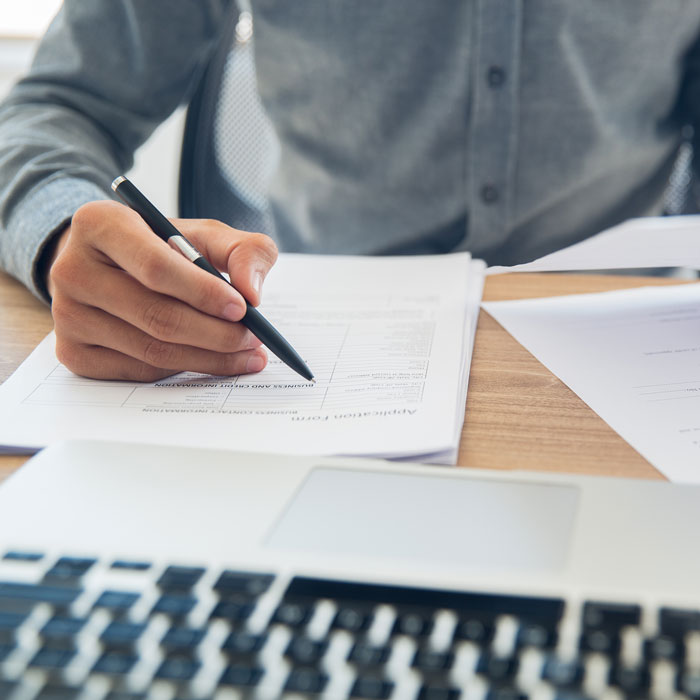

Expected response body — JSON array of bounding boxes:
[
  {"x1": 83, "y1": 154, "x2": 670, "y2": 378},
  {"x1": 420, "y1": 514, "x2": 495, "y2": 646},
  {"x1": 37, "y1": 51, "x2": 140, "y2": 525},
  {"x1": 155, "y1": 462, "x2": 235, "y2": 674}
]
[{"x1": 0, "y1": 269, "x2": 688, "y2": 483}]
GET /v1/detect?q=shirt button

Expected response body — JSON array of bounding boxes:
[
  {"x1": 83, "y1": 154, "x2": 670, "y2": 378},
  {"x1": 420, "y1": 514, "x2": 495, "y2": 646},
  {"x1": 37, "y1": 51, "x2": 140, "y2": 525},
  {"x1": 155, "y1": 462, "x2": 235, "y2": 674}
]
[
  {"x1": 480, "y1": 183, "x2": 499, "y2": 204},
  {"x1": 487, "y1": 65, "x2": 506, "y2": 87}
]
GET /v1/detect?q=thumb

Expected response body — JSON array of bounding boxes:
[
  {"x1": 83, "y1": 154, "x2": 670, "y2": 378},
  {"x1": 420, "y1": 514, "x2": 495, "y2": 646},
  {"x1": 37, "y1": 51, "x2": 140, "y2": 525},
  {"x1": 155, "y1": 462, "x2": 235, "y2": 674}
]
[{"x1": 173, "y1": 219, "x2": 278, "y2": 306}]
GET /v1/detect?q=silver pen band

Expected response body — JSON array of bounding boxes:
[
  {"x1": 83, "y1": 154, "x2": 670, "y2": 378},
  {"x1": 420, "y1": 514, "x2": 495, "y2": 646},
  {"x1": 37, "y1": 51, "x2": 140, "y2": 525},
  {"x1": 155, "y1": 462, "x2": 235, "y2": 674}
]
[{"x1": 169, "y1": 235, "x2": 201, "y2": 262}]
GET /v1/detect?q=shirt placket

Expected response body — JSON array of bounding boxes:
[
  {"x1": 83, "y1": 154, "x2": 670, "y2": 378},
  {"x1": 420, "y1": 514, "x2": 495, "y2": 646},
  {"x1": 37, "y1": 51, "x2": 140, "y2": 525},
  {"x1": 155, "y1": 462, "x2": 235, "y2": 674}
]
[{"x1": 467, "y1": 0, "x2": 522, "y2": 253}]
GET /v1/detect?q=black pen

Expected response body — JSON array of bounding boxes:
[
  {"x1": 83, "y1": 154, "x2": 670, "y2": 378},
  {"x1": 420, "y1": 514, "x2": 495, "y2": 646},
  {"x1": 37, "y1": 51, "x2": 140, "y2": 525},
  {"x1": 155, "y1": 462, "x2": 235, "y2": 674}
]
[{"x1": 111, "y1": 176, "x2": 314, "y2": 382}]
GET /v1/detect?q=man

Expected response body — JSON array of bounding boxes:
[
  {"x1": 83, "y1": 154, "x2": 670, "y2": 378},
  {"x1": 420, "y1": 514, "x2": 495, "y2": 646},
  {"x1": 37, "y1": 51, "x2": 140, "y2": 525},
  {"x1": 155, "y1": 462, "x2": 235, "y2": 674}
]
[{"x1": 1, "y1": 1, "x2": 700, "y2": 381}]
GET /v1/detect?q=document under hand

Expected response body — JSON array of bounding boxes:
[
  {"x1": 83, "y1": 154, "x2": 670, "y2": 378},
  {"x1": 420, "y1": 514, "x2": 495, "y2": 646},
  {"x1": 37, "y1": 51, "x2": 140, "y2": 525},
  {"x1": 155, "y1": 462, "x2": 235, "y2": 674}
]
[
  {"x1": 483, "y1": 284, "x2": 700, "y2": 483},
  {"x1": 0, "y1": 253, "x2": 485, "y2": 464}
]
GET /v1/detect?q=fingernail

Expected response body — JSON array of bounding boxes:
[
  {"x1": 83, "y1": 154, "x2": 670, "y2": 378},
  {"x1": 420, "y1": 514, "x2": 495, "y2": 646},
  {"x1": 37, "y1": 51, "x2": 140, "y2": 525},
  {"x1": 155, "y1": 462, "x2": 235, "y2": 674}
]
[
  {"x1": 251, "y1": 271, "x2": 264, "y2": 299},
  {"x1": 246, "y1": 351, "x2": 265, "y2": 373},
  {"x1": 222, "y1": 302, "x2": 244, "y2": 322}
]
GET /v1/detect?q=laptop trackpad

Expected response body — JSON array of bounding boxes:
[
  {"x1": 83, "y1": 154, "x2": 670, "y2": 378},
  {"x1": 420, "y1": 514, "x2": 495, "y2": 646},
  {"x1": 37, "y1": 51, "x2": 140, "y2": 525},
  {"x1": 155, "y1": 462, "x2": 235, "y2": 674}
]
[{"x1": 266, "y1": 468, "x2": 578, "y2": 572}]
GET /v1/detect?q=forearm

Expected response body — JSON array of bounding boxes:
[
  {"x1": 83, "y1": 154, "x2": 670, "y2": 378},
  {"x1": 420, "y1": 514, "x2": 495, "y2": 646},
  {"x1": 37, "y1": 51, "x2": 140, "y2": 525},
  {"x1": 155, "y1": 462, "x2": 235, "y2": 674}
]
[
  {"x1": 0, "y1": 101, "x2": 122, "y2": 301},
  {"x1": 0, "y1": 0, "x2": 229, "y2": 302}
]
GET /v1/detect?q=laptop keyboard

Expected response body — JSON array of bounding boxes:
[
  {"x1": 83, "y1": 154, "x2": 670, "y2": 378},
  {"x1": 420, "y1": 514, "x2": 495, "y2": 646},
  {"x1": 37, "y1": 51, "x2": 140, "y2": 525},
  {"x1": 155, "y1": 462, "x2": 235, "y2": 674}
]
[{"x1": 0, "y1": 551, "x2": 698, "y2": 699}]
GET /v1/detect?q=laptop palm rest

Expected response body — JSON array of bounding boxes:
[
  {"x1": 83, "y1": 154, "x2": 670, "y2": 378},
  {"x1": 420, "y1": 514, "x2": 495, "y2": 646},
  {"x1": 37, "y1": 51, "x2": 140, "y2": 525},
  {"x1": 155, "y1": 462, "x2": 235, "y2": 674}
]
[{"x1": 266, "y1": 468, "x2": 579, "y2": 572}]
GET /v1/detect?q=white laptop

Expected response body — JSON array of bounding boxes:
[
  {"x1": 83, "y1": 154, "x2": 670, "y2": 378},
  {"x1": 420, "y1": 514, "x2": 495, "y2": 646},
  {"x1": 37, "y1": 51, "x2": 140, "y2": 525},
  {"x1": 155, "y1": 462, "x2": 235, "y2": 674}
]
[{"x1": 0, "y1": 440, "x2": 699, "y2": 700}]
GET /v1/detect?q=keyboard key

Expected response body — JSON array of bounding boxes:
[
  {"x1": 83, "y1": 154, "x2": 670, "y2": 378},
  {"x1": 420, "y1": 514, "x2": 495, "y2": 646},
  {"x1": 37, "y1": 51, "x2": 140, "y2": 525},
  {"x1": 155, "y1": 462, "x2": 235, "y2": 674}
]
[
  {"x1": 35, "y1": 683, "x2": 82, "y2": 700},
  {"x1": 213, "y1": 570, "x2": 274, "y2": 597},
  {"x1": 348, "y1": 642, "x2": 392, "y2": 667},
  {"x1": 553, "y1": 691, "x2": 596, "y2": 700},
  {"x1": 29, "y1": 647, "x2": 76, "y2": 669},
  {"x1": 160, "y1": 625, "x2": 206, "y2": 654},
  {"x1": 0, "y1": 581, "x2": 82, "y2": 606},
  {"x1": 210, "y1": 599, "x2": 255, "y2": 623},
  {"x1": 0, "y1": 610, "x2": 28, "y2": 642},
  {"x1": 156, "y1": 565, "x2": 205, "y2": 591},
  {"x1": 541, "y1": 656, "x2": 585, "y2": 687},
  {"x1": 43, "y1": 557, "x2": 96, "y2": 582},
  {"x1": 476, "y1": 653, "x2": 518, "y2": 682},
  {"x1": 516, "y1": 621, "x2": 557, "y2": 649},
  {"x1": 392, "y1": 610, "x2": 434, "y2": 637},
  {"x1": 579, "y1": 629, "x2": 621, "y2": 655},
  {"x1": 285, "y1": 636, "x2": 328, "y2": 665},
  {"x1": 221, "y1": 631, "x2": 267, "y2": 657},
  {"x1": 418, "y1": 684, "x2": 461, "y2": 700},
  {"x1": 100, "y1": 622, "x2": 147, "y2": 649},
  {"x1": 93, "y1": 590, "x2": 140, "y2": 613},
  {"x1": 110, "y1": 560, "x2": 151, "y2": 571},
  {"x1": 40, "y1": 616, "x2": 87, "y2": 649},
  {"x1": 151, "y1": 593, "x2": 197, "y2": 617},
  {"x1": 351, "y1": 676, "x2": 395, "y2": 699},
  {"x1": 218, "y1": 663, "x2": 264, "y2": 687},
  {"x1": 155, "y1": 656, "x2": 201, "y2": 680},
  {"x1": 453, "y1": 617, "x2": 495, "y2": 644},
  {"x1": 644, "y1": 634, "x2": 683, "y2": 661},
  {"x1": 678, "y1": 669, "x2": 700, "y2": 699},
  {"x1": 412, "y1": 648, "x2": 455, "y2": 672},
  {"x1": 0, "y1": 599, "x2": 35, "y2": 616},
  {"x1": 486, "y1": 689, "x2": 527, "y2": 700},
  {"x1": 0, "y1": 681, "x2": 18, "y2": 697},
  {"x1": 660, "y1": 607, "x2": 700, "y2": 637},
  {"x1": 608, "y1": 664, "x2": 651, "y2": 694},
  {"x1": 2, "y1": 550, "x2": 44, "y2": 562},
  {"x1": 285, "y1": 668, "x2": 329, "y2": 693},
  {"x1": 93, "y1": 651, "x2": 138, "y2": 675},
  {"x1": 582, "y1": 601, "x2": 641, "y2": 630},
  {"x1": 272, "y1": 601, "x2": 313, "y2": 627},
  {"x1": 332, "y1": 605, "x2": 373, "y2": 632}
]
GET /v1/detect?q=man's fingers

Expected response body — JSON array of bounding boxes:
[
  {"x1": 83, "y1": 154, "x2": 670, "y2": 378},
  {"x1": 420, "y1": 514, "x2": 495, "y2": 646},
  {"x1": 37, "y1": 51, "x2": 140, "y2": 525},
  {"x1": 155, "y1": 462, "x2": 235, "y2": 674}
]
[
  {"x1": 55, "y1": 343, "x2": 177, "y2": 383},
  {"x1": 174, "y1": 218, "x2": 278, "y2": 306},
  {"x1": 56, "y1": 264, "x2": 261, "y2": 354},
  {"x1": 67, "y1": 202, "x2": 248, "y2": 323},
  {"x1": 54, "y1": 301, "x2": 268, "y2": 380},
  {"x1": 48, "y1": 201, "x2": 280, "y2": 383}
]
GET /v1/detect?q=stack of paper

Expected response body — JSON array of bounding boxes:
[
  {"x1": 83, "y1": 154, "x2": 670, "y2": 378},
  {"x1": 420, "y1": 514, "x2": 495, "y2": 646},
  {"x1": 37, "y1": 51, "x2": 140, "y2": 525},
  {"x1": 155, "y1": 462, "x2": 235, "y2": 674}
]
[
  {"x1": 2, "y1": 214, "x2": 699, "y2": 467},
  {"x1": 0, "y1": 253, "x2": 485, "y2": 464}
]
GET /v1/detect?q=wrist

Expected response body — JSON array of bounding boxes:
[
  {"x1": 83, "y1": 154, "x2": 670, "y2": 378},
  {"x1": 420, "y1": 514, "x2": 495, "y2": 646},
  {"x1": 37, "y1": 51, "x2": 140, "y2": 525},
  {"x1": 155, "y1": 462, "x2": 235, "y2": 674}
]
[{"x1": 40, "y1": 222, "x2": 72, "y2": 301}]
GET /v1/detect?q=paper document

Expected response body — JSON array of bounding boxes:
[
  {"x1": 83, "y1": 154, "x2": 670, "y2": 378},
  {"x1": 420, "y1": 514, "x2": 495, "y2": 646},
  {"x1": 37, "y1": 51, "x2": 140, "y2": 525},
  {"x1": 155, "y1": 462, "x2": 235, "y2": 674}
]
[
  {"x1": 483, "y1": 283, "x2": 700, "y2": 483},
  {"x1": 0, "y1": 253, "x2": 484, "y2": 463},
  {"x1": 487, "y1": 215, "x2": 700, "y2": 274},
  {"x1": 2, "y1": 213, "x2": 698, "y2": 465}
]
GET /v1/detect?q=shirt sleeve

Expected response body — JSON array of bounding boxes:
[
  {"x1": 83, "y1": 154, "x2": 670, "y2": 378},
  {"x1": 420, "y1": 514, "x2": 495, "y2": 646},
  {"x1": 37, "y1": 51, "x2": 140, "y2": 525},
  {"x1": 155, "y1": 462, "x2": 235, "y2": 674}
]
[{"x1": 0, "y1": 0, "x2": 231, "y2": 302}]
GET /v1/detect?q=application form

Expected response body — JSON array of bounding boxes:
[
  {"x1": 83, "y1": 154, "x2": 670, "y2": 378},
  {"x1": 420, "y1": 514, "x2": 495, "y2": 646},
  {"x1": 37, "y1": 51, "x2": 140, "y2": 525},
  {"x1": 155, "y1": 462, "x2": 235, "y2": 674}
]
[
  {"x1": 0, "y1": 253, "x2": 484, "y2": 463},
  {"x1": 483, "y1": 284, "x2": 700, "y2": 482}
]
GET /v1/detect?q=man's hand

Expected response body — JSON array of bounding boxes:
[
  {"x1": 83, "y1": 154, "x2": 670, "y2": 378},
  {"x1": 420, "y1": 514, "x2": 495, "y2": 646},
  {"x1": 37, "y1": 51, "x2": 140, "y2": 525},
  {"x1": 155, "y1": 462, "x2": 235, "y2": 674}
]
[{"x1": 45, "y1": 200, "x2": 278, "y2": 381}]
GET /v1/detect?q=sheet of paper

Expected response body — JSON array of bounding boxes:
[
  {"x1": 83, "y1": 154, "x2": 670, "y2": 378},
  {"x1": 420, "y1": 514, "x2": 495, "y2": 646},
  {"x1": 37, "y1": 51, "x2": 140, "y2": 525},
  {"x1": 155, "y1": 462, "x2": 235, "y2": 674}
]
[
  {"x1": 482, "y1": 283, "x2": 700, "y2": 482},
  {"x1": 488, "y1": 215, "x2": 700, "y2": 275},
  {"x1": 0, "y1": 253, "x2": 484, "y2": 463}
]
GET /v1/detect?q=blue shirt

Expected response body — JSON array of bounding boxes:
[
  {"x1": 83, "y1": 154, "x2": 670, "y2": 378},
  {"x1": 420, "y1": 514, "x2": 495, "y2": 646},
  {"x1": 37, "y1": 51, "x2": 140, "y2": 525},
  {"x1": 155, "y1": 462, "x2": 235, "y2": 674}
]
[{"x1": 1, "y1": 0, "x2": 700, "y2": 300}]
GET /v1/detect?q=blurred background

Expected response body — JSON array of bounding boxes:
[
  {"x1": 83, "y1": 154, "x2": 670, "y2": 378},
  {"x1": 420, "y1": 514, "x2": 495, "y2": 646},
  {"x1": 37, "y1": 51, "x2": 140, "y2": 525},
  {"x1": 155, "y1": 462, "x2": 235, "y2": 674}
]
[
  {"x1": 0, "y1": 3, "x2": 696, "y2": 259},
  {"x1": 0, "y1": 2, "x2": 184, "y2": 216}
]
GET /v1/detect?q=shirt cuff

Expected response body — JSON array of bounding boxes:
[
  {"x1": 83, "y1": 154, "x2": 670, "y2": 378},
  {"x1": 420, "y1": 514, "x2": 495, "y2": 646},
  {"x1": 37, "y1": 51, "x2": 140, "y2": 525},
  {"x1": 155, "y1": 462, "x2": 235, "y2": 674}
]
[{"x1": 1, "y1": 177, "x2": 112, "y2": 304}]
